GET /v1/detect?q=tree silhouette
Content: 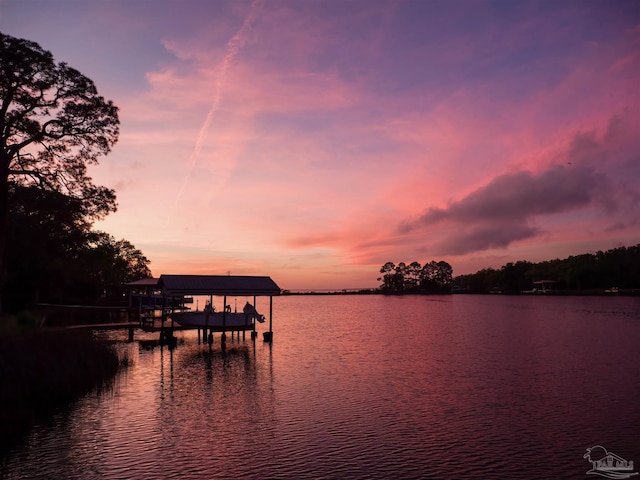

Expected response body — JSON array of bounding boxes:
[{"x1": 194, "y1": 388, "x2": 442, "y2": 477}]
[
  {"x1": 5, "y1": 184, "x2": 150, "y2": 309},
  {"x1": 0, "y1": 32, "x2": 119, "y2": 312},
  {"x1": 452, "y1": 245, "x2": 640, "y2": 293},
  {"x1": 378, "y1": 260, "x2": 453, "y2": 293}
]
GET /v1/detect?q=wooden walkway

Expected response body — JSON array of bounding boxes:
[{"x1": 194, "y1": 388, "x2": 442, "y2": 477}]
[
  {"x1": 65, "y1": 321, "x2": 141, "y2": 330},
  {"x1": 64, "y1": 318, "x2": 189, "y2": 332}
]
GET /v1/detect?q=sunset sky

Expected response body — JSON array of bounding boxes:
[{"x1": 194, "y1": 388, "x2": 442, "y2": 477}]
[{"x1": 2, "y1": 0, "x2": 640, "y2": 289}]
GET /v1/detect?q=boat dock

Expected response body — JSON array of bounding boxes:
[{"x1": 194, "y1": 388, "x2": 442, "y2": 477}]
[
  {"x1": 52, "y1": 274, "x2": 281, "y2": 347},
  {"x1": 37, "y1": 274, "x2": 281, "y2": 348}
]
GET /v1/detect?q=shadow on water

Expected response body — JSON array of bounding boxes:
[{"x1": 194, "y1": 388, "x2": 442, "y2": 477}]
[{"x1": 0, "y1": 329, "x2": 131, "y2": 457}]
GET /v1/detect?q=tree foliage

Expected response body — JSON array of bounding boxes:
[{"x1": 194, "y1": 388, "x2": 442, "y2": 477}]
[
  {"x1": 0, "y1": 32, "x2": 119, "y2": 312},
  {"x1": 377, "y1": 260, "x2": 453, "y2": 293},
  {"x1": 452, "y1": 245, "x2": 640, "y2": 293},
  {"x1": 5, "y1": 184, "x2": 150, "y2": 310}
]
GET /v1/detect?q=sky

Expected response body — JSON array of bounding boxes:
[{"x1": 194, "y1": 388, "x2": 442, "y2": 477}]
[{"x1": 2, "y1": 0, "x2": 640, "y2": 290}]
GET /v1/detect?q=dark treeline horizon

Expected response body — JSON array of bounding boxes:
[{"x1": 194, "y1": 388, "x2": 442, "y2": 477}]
[
  {"x1": 377, "y1": 244, "x2": 640, "y2": 295},
  {"x1": 453, "y1": 244, "x2": 640, "y2": 294}
]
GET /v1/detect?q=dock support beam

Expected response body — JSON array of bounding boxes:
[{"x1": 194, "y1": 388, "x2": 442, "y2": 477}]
[{"x1": 263, "y1": 296, "x2": 273, "y2": 342}]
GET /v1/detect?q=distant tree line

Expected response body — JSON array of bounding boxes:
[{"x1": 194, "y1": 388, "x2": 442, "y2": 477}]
[
  {"x1": 452, "y1": 244, "x2": 640, "y2": 294},
  {"x1": 378, "y1": 260, "x2": 453, "y2": 293}
]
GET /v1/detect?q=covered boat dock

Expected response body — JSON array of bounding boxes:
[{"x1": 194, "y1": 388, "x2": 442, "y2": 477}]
[{"x1": 157, "y1": 274, "x2": 281, "y2": 344}]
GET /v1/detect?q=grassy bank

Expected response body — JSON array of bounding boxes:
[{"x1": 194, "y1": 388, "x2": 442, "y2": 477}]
[{"x1": 0, "y1": 324, "x2": 127, "y2": 454}]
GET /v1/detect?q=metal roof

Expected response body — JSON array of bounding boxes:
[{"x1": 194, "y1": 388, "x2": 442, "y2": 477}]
[
  {"x1": 158, "y1": 274, "x2": 281, "y2": 296},
  {"x1": 124, "y1": 277, "x2": 160, "y2": 287}
]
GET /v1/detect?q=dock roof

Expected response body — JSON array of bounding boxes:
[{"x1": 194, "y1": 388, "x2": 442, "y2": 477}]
[
  {"x1": 124, "y1": 277, "x2": 160, "y2": 287},
  {"x1": 158, "y1": 274, "x2": 281, "y2": 296}
]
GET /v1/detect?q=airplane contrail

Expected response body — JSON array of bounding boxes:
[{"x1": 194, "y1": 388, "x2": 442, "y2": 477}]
[{"x1": 166, "y1": 0, "x2": 264, "y2": 225}]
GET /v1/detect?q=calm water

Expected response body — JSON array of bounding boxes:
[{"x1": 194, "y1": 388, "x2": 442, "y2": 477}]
[{"x1": 2, "y1": 295, "x2": 639, "y2": 479}]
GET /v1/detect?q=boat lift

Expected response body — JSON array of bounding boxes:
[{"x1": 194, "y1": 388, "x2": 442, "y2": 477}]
[{"x1": 157, "y1": 274, "x2": 281, "y2": 345}]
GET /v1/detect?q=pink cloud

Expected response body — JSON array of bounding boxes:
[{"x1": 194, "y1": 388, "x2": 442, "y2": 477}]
[{"x1": 71, "y1": 2, "x2": 640, "y2": 287}]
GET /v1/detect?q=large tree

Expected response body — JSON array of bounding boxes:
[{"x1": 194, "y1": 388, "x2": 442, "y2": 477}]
[
  {"x1": 0, "y1": 32, "x2": 119, "y2": 312},
  {"x1": 5, "y1": 185, "x2": 151, "y2": 309}
]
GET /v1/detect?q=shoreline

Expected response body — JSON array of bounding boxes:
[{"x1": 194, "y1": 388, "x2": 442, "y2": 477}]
[
  {"x1": 0, "y1": 327, "x2": 128, "y2": 455},
  {"x1": 281, "y1": 289, "x2": 640, "y2": 296}
]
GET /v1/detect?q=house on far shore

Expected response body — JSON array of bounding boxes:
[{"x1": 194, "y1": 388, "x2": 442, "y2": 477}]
[{"x1": 522, "y1": 280, "x2": 556, "y2": 294}]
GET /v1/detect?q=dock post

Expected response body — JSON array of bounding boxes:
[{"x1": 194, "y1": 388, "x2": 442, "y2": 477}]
[
  {"x1": 263, "y1": 295, "x2": 273, "y2": 342},
  {"x1": 160, "y1": 295, "x2": 165, "y2": 344},
  {"x1": 128, "y1": 326, "x2": 134, "y2": 342}
]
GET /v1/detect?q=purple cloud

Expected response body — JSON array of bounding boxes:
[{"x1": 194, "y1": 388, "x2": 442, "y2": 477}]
[
  {"x1": 433, "y1": 223, "x2": 540, "y2": 256},
  {"x1": 398, "y1": 162, "x2": 611, "y2": 255},
  {"x1": 401, "y1": 165, "x2": 605, "y2": 226}
]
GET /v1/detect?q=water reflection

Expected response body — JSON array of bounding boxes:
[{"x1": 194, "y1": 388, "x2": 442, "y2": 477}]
[{"x1": 2, "y1": 295, "x2": 639, "y2": 479}]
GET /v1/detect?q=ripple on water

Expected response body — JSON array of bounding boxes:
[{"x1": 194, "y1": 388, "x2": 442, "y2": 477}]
[{"x1": 2, "y1": 295, "x2": 640, "y2": 479}]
